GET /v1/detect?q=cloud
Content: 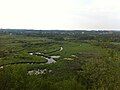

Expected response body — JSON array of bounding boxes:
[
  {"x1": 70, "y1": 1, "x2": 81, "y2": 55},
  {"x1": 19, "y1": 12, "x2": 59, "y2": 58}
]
[
  {"x1": 0, "y1": 0, "x2": 120, "y2": 30},
  {"x1": 73, "y1": 0, "x2": 120, "y2": 29}
]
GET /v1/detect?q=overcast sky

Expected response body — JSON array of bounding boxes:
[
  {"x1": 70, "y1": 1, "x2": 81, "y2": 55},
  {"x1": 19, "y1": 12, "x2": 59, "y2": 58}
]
[{"x1": 0, "y1": 0, "x2": 120, "y2": 30}]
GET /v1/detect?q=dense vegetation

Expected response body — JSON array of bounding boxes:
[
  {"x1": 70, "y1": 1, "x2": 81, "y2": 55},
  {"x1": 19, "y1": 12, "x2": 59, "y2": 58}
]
[{"x1": 0, "y1": 29, "x2": 120, "y2": 90}]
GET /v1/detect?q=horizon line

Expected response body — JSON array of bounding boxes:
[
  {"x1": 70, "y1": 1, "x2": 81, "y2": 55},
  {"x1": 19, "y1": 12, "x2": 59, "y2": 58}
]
[{"x1": 0, "y1": 28, "x2": 120, "y2": 31}]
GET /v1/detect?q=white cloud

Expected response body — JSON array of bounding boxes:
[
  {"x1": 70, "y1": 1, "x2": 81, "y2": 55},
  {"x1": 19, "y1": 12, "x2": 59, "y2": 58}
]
[{"x1": 0, "y1": 0, "x2": 120, "y2": 30}]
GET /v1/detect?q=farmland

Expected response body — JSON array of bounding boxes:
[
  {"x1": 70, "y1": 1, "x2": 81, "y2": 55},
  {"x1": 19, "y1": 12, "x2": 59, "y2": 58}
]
[{"x1": 0, "y1": 29, "x2": 120, "y2": 90}]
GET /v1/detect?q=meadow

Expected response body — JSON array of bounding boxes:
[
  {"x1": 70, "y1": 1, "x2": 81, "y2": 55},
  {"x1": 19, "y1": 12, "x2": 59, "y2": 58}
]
[{"x1": 0, "y1": 30, "x2": 120, "y2": 90}]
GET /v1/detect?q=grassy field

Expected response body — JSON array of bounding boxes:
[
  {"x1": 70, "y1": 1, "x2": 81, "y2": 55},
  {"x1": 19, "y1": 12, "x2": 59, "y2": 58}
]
[{"x1": 0, "y1": 33, "x2": 120, "y2": 90}]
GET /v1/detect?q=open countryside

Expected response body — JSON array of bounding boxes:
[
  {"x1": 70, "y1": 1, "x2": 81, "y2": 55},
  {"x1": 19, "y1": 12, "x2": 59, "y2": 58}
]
[{"x1": 0, "y1": 29, "x2": 120, "y2": 90}]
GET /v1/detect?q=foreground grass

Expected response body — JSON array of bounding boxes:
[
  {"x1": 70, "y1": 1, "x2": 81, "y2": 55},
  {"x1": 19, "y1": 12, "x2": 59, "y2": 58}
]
[{"x1": 1, "y1": 55, "x2": 120, "y2": 90}]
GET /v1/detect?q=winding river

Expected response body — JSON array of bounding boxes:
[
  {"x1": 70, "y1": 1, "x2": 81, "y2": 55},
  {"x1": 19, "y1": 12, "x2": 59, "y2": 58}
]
[
  {"x1": 35, "y1": 47, "x2": 63, "y2": 64},
  {"x1": 0, "y1": 47, "x2": 63, "y2": 68}
]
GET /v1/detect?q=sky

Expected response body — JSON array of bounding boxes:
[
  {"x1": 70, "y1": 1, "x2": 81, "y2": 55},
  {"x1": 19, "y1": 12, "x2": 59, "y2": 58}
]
[{"x1": 0, "y1": 0, "x2": 120, "y2": 30}]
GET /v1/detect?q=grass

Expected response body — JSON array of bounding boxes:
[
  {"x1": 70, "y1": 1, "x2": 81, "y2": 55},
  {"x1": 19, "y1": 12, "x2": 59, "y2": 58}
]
[
  {"x1": 0, "y1": 34, "x2": 120, "y2": 90},
  {"x1": 51, "y1": 41, "x2": 108, "y2": 59}
]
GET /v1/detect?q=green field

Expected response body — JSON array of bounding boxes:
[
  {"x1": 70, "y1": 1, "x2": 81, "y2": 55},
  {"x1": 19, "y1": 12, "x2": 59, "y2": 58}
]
[{"x1": 0, "y1": 30, "x2": 120, "y2": 90}]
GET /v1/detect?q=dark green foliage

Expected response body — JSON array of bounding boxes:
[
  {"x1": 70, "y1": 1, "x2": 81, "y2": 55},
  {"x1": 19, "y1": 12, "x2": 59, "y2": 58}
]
[{"x1": 0, "y1": 30, "x2": 120, "y2": 90}]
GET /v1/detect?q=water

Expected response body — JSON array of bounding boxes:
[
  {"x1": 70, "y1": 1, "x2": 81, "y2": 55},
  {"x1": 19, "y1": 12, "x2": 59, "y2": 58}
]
[
  {"x1": 44, "y1": 46, "x2": 62, "y2": 64},
  {"x1": 60, "y1": 47, "x2": 63, "y2": 51},
  {"x1": 0, "y1": 47, "x2": 62, "y2": 69},
  {"x1": 45, "y1": 57, "x2": 56, "y2": 64},
  {"x1": 29, "y1": 47, "x2": 63, "y2": 64},
  {"x1": 51, "y1": 56, "x2": 60, "y2": 58}
]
